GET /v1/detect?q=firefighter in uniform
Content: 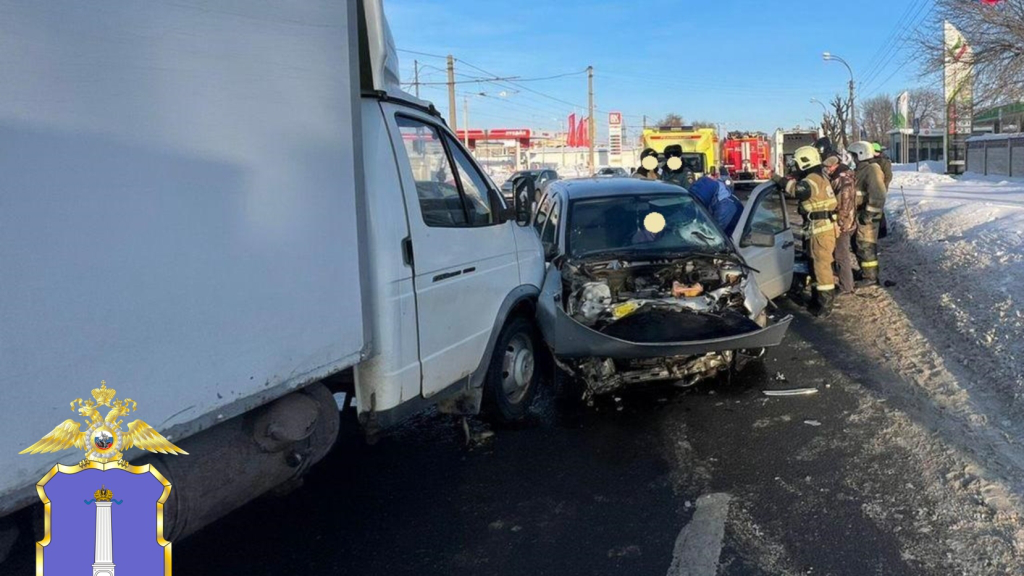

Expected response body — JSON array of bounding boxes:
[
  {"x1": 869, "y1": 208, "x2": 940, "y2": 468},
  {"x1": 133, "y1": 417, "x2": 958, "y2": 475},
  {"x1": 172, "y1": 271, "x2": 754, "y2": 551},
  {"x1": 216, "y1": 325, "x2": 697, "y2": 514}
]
[
  {"x1": 848, "y1": 141, "x2": 887, "y2": 287},
  {"x1": 772, "y1": 146, "x2": 838, "y2": 317}
]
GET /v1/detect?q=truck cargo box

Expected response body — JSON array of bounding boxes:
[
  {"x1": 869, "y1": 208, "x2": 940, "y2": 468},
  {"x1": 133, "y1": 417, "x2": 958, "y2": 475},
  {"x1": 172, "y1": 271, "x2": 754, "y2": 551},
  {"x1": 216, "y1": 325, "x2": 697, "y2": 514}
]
[{"x1": 0, "y1": 0, "x2": 367, "y2": 515}]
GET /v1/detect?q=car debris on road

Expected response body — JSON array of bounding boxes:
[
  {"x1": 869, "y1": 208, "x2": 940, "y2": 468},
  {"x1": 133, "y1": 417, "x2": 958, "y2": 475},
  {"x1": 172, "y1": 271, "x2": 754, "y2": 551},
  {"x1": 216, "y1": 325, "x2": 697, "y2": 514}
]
[{"x1": 762, "y1": 387, "x2": 819, "y2": 397}]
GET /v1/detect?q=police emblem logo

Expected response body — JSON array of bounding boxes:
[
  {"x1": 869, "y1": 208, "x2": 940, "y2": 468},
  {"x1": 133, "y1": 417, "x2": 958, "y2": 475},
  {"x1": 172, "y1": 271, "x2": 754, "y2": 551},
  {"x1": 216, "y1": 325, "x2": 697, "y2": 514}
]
[{"x1": 20, "y1": 381, "x2": 187, "y2": 575}]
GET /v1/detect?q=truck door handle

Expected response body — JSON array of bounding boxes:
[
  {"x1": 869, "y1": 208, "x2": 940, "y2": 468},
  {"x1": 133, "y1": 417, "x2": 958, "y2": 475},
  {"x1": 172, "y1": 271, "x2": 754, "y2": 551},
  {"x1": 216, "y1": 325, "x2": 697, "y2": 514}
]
[
  {"x1": 402, "y1": 237, "x2": 414, "y2": 266},
  {"x1": 782, "y1": 241, "x2": 794, "y2": 249}
]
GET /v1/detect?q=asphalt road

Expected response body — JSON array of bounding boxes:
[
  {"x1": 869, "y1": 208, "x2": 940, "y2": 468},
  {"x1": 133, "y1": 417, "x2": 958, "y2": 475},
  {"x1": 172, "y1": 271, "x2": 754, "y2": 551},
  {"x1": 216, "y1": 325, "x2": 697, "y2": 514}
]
[
  {"x1": 1, "y1": 297, "x2": 1009, "y2": 575},
  {"x1": 6, "y1": 193, "x2": 1010, "y2": 574},
  {"x1": 163, "y1": 301, "x2": 980, "y2": 575}
]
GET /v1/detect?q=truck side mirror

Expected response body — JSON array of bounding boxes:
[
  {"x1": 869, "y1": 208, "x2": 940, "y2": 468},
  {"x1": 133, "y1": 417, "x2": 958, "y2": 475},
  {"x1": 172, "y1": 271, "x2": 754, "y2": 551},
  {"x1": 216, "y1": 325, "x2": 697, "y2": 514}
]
[{"x1": 513, "y1": 177, "x2": 535, "y2": 226}]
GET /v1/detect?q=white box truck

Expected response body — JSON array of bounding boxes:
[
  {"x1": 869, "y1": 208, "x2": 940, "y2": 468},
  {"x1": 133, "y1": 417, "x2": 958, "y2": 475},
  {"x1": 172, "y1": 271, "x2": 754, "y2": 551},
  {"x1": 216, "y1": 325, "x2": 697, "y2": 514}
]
[
  {"x1": 771, "y1": 129, "x2": 821, "y2": 175},
  {"x1": 0, "y1": 0, "x2": 545, "y2": 557}
]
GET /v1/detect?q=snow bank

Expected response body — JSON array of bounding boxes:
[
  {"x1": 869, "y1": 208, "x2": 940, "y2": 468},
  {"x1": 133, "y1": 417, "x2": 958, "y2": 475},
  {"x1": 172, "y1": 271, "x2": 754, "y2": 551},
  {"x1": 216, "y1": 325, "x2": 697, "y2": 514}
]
[
  {"x1": 885, "y1": 170, "x2": 1024, "y2": 403},
  {"x1": 893, "y1": 161, "x2": 946, "y2": 175},
  {"x1": 820, "y1": 168, "x2": 1024, "y2": 539},
  {"x1": 959, "y1": 172, "x2": 1024, "y2": 186}
]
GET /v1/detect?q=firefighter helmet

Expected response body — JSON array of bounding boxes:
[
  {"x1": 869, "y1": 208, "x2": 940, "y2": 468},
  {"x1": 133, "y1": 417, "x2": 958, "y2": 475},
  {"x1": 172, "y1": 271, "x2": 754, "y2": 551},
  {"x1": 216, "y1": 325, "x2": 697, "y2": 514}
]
[
  {"x1": 792, "y1": 146, "x2": 822, "y2": 171},
  {"x1": 848, "y1": 141, "x2": 875, "y2": 162}
]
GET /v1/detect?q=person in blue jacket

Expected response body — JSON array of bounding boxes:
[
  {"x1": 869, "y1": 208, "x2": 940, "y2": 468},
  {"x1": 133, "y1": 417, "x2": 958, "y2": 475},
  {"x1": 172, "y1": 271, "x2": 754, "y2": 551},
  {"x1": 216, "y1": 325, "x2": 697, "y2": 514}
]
[{"x1": 688, "y1": 176, "x2": 743, "y2": 236}]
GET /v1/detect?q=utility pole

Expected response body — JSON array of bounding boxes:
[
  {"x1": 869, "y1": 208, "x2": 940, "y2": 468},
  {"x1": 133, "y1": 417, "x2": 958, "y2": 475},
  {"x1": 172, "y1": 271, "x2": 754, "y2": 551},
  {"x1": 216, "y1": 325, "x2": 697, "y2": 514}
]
[
  {"x1": 587, "y1": 66, "x2": 595, "y2": 175},
  {"x1": 413, "y1": 59, "x2": 419, "y2": 98},
  {"x1": 447, "y1": 55, "x2": 457, "y2": 131},
  {"x1": 463, "y1": 96, "x2": 470, "y2": 148},
  {"x1": 849, "y1": 78, "x2": 857, "y2": 142}
]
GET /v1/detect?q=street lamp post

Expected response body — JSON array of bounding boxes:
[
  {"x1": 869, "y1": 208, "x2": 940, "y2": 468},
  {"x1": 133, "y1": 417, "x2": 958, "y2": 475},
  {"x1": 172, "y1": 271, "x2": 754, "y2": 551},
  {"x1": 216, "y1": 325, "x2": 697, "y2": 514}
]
[
  {"x1": 823, "y1": 52, "x2": 856, "y2": 143},
  {"x1": 810, "y1": 97, "x2": 828, "y2": 116}
]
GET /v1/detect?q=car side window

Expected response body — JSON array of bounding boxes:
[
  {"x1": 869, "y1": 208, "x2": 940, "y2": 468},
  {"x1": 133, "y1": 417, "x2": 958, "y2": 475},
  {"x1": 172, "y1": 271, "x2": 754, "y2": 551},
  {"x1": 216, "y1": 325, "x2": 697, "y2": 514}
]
[
  {"x1": 534, "y1": 193, "x2": 551, "y2": 233},
  {"x1": 444, "y1": 135, "x2": 496, "y2": 226},
  {"x1": 540, "y1": 198, "x2": 560, "y2": 247},
  {"x1": 749, "y1": 190, "x2": 787, "y2": 235},
  {"x1": 395, "y1": 116, "x2": 468, "y2": 227}
]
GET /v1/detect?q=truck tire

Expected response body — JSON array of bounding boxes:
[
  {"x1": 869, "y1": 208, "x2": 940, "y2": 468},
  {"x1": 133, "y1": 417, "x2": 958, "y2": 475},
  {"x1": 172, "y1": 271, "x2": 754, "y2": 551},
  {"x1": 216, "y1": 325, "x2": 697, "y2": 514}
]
[{"x1": 482, "y1": 315, "x2": 539, "y2": 423}]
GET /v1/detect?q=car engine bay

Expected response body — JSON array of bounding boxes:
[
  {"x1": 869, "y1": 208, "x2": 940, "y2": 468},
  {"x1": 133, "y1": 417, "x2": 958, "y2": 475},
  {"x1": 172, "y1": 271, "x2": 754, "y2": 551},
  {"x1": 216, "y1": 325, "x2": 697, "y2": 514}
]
[{"x1": 558, "y1": 254, "x2": 764, "y2": 394}]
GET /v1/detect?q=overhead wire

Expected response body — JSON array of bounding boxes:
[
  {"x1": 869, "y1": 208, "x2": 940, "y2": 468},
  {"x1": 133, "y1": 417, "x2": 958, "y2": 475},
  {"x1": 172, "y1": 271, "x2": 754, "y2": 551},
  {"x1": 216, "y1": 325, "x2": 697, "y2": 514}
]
[
  {"x1": 859, "y1": 1, "x2": 934, "y2": 92},
  {"x1": 860, "y1": 16, "x2": 937, "y2": 96},
  {"x1": 858, "y1": 0, "x2": 929, "y2": 85},
  {"x1": 458, "y1": 58, "x2": 648, "y2": 120},
  {"x1": 400, "y1": 54, "x2": 655, "y2": 126}
]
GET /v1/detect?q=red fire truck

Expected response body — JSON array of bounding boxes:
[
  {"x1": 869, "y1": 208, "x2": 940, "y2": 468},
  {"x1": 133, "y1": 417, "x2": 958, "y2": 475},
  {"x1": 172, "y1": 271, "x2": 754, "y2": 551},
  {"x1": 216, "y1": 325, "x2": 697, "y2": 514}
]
[{"x1": 721, "y1": 132, "x2": 772, "y2": 187}]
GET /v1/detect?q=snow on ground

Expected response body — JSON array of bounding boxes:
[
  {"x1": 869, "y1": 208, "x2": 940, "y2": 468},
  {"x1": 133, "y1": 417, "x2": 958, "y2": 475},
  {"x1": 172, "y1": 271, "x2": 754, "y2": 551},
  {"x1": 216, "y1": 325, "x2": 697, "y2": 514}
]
[
  {"x1": 823, "y1": 163, "x2": 1024, "y2": 548},
  {"x1": 888, "y1": 164, "x2": 1024, "y2": 389}
]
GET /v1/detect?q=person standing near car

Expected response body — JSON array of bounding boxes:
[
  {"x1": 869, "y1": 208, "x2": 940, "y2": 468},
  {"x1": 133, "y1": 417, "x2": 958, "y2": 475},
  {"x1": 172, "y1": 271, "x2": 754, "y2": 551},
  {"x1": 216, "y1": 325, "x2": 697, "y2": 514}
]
[
  {"x1": 660, "y1": 144, "x2": 696, "y2": 189},
  {"x1": 688, "y1": 175, "x2": 743, "y2": 236},
  {"x1": 771, "y1": 146, "x2": 838, "y2": 318},
  {"x1": 823, "y1": 154, "x2": 857, "y2": 296},
  {"x1": 848, "y1": 141, "x2": 887, "y2": 287},
  {"x1": 871, "y1": 143, "x2": 893, "y2": 189},
  {"x1": 634, "y1": 148, "x2": 661, "y2": 180}
]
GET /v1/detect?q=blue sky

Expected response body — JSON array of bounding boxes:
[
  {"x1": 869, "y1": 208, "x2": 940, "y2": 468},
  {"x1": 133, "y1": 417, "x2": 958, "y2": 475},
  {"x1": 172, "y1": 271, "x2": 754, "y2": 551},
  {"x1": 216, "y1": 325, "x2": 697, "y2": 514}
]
[{"x1": 386, "y1": 0, "x2": 939, "y2": 141}]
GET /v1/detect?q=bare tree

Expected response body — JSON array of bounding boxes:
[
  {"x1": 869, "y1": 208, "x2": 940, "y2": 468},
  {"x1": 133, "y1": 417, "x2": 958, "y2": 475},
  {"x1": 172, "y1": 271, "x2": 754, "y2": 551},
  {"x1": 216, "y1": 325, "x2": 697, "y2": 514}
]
[
  {"x1": 831, "y1": 94, "x2": 852, "y2": 148},
  {"x1": 859, "y1": 93, "x2": 894, "y2": 144},
  {"x1": 690, "y1": 120, "x2": 717, "y2": 129},
  {"x1": 822, "y1": 111, "x2": 843, "y2": 148},
  {"x1": 914, "y1": 0, "x2": 1024, "y2": 106},
  {"x1": 907, "y1": 86, "x2": 944, "y2": 128},
  {"x1": 657, "y1": 113, "x2": 685, "y2": 127}
]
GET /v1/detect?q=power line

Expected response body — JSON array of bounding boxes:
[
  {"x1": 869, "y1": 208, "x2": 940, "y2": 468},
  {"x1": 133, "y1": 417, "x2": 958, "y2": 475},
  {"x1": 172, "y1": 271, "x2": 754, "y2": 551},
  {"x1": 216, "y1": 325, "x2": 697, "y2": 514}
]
[
  {"x1": 421, "y1": 85, "x2": 567, "y2": 125},
  {"x1": 414, "y1": 69, "x2": 588, "y2": 86},
  {"x1": 405, "y1": 55, "x2": 652, "y2": 125},
  {"x1": 460, "y1": 58, "x2": 586, "y2": 108},
  {"x1": 457, "y1": 58, "x2": 644, "y2": 120},
  {"x1": 396, "y1": 48, "x2": 447, "y2": 60},
  {"x1": 859, "y1": 1, "x2": 933, "y2": 91},
  {"x1": 860, "y1": 17, "x2": 936, "y2": 96},
  {"x1": 858, "y1": 0, "x2": 929, "y2": 84}
]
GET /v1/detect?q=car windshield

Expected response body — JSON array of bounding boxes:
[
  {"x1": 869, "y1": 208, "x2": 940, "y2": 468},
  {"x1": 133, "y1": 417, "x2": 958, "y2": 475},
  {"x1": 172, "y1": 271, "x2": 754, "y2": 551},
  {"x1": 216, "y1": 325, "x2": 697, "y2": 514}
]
[{"x1": 567, "y1": 193, "x2": 729, "y2": 259}]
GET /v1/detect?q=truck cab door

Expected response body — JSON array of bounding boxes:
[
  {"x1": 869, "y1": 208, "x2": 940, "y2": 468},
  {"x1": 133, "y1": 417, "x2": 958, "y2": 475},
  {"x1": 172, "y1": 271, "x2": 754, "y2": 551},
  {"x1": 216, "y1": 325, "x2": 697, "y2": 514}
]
[
  {"x1": 732, "y1": 183, "x2": 794, "y2": 300},
  {"x1": 387, "y1": 108, "x2": 520, "y2": 398}
]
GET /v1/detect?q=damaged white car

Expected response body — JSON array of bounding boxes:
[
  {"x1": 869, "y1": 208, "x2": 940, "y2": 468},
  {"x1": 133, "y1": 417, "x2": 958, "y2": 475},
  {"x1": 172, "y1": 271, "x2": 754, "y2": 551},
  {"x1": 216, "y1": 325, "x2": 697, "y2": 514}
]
[{"x1": 531, "y1": 178, "x2": 795, "y2": 396}]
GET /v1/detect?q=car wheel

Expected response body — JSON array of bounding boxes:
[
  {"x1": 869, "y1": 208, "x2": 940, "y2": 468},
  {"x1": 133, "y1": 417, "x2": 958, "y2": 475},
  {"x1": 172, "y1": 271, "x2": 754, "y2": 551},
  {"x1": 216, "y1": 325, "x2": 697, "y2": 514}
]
[{"x1": 482, "y1": 315, "x2": 539, "y2": 423}]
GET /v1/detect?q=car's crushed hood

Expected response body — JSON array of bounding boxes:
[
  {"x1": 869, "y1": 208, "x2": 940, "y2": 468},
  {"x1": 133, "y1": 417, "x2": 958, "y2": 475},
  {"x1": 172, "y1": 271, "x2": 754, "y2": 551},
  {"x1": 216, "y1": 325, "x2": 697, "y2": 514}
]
[{"x1": 537, "y1": 251, "x2": 790, "y2": 359}]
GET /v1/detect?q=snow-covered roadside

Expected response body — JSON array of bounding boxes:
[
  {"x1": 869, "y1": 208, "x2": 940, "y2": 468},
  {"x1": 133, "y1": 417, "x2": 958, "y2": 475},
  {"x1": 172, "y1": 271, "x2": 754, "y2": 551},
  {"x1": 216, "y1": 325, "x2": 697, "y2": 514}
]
[
  {"x1": 823, "y1": 164, "x2": 1024, "y2": 534},
  {"x1": 887, "y1": 165, "x2": 1024, "y2": 396}
]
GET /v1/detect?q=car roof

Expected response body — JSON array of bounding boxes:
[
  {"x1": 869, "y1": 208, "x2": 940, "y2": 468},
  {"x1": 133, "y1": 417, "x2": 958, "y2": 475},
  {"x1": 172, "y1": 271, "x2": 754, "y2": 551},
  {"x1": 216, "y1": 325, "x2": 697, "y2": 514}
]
[{"x1": 544, "y1": 177, "x2": 684, "y2": 201}]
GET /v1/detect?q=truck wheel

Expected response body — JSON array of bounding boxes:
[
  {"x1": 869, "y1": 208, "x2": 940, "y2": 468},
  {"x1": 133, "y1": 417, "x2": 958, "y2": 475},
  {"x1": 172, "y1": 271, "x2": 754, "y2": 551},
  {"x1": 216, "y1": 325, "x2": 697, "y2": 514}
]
[{"x1": 482, "y1": 316, "x2": 539, "y2": 423}]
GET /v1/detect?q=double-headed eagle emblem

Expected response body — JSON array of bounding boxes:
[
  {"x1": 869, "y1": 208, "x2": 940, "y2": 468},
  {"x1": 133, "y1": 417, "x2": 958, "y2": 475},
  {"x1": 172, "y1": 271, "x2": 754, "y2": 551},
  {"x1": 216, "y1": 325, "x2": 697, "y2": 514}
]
[{"x1": 20, "y1": 381, "x2": 187, "y2": 466}]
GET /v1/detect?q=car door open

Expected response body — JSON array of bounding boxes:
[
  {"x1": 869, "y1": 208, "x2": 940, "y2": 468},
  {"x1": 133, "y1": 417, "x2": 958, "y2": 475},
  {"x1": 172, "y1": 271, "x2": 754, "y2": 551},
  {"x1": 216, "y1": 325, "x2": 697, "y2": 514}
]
[{"x1": 733, "y1": 182, "x2": 795, "y2": 300}]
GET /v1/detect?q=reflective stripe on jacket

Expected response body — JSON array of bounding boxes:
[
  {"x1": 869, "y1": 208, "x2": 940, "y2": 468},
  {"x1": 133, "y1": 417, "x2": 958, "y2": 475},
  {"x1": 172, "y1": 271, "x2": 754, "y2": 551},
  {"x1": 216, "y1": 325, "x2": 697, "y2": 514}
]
[{"x1": 798, "y1": 172, "x2": 838, "y2": 236}]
